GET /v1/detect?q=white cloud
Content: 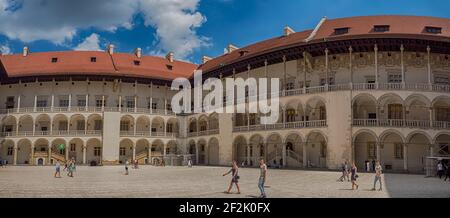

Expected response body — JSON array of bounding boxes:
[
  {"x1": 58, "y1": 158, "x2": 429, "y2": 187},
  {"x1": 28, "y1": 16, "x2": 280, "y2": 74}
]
[
  {"x1": 0, "y1": 0, "x2": 209, "y2": 59},
  {"x1": 0, "y1": 44, "x2": 11, "y2": 55},
  {"x1": 74, "y1": 34, "x2": 102, "y2": 51}
]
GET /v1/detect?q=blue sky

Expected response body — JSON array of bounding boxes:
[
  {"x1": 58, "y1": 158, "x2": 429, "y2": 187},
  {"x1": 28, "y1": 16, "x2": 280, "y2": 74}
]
[{"x1": 0, "y1": 0, "x2": 449, "y2": 63}]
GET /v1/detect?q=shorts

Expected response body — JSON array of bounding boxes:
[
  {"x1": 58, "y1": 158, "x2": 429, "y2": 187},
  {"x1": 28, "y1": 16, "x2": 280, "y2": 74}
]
[{"x1": 56, "y1": 167, "x2": 60, "y2": 172}]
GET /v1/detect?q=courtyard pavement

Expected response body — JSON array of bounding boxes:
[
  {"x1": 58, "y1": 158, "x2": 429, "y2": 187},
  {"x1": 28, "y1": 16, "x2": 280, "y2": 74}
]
[{"x1": 0, "y1": 166, "x2": 449, "y2": 198}]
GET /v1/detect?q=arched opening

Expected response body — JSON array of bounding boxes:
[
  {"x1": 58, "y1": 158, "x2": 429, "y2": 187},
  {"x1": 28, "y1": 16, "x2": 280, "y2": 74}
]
[
  {"x1": 208, "y1": 137, "x2": 219, "y2": 165},
  {"x1": 17, "y1": 139, "x2": 32, "y2": 165},
  {"x1": 34, "y1": 138, "x2": 50, "y2": 165},
  {"x1": 197, "y1": 139, "x2": 207, "y2": 165},
  {"x1": 233, "y1": 136, "x2": 247, "y2": 165},
  {"x1": 51, "y1": 138, "x2": 67, "y2": 163},
  {"x1": 53, "y1": 114, "x2": 69, "y2": 134},
  {"x1": 136, "y1": 116, "x2": 150, "y2": 136},
  {"x1": 87, "y1": 114, "x2": 102, "y2": 132},
  {"x1": 266, "y1": 133, "x2": 283, "y2": 168},
  {"x1": 432, "y1": 96, "x2": 450, "y2": 127},
  {"x1": 188, "y1": 139, "x2": 197, "y2": 164},
  {"x1": 136, "y1": 139, "x2": 150, "y2": 164},
  {"x1": 151, "y1": 117, "x2": 165, "y2": 135},
  {"x1": 1, "y1": 116, "x2": 17, "y2": 135},
  {"x1": 68, "y1": 138, "x2": 84, "y2": 164},
  {"x1": 305, "y1": 97, "x2": 326, "y2": 121},
  {"x1": 353, "y1": 131, "x2": 377, "y2": 170},
  {"x1": 306, "y1": 131, "x2": 327, "y2": 168},
  {"x1": 353, "y1": 94, "x2": 377, "y2": 121},
  {"x1": 249, "y1": 134, "x2": 264, "y2": 167},
  {"x1": 188, "y1": 118, "x2": 197, "y2": 133},
  {"x1": 35, "y1": 114, "x2": 51, "y2": 135},
  {"x1": 209, "y1": 113, "x2": 219, "y2": 130},
  {"x1": 120, "y1": 115, "x2": 134, "y2": 135},
  {"x1": 166, "y1": 140, "x2": 178, "y2": 155},
  {"x1": 119, "y1": 139, "x2": 134, "y2": 164},
  {"x1": 86, "y1": 138, "x2": 102, "y2": 166},
  {"x1": 69, "y1": 114, "x2": 86, "y2": 134},
  {"x1": 285, "y1": 133, "x2": 303, "y2": 167},
  {"x1": 0, "y1": 140, "x2": 15, "y2": 164},
  {"x1": 151, "y1": 139, "x2": 164, "y2": 165},
  {"x1": 166, "y1": 118, "x2": 179, "y2": 136},
  {"x1": 434, "y1": 134, "x2": 450, "y2": 157},
  {"x1": 18, "y1": 115, "x2": 33, "y2": 133},
  {"x1": 405, "y1": 95, "x2": 430, "y2": 122},
  {"x1": 407, "y1": 132, "x2": 431, "y2": 173},
  {"x1": 380, "y1": 131, "x2": 404, "y2": 171},
  {"x1": 378, "y1": 94, "x2": 404, "y2": 126},
  {"x1": 198, "y1": 116, "x2": 208, "y2": 133}
]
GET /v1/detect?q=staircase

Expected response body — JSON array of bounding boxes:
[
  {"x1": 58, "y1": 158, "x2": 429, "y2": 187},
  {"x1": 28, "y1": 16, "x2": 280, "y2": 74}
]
[
  {"x1": 51, "y1": 151, "x2": 66, "y2": 163},
  {"x1": 136, "y1": 151, "x2": 148, "y2": 164},
  {"x1": 286, "y1": 150, "x2": 302, "y2": 167},
  {"x1": 267, "y1": 148, "x2": 282, "y2": 165}
]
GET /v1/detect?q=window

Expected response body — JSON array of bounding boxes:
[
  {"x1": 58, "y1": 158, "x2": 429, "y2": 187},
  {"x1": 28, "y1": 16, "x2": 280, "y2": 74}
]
[
  {"x1": 95, "y1": 99, "x2": 104, "y2": 108},
  {"x1": 425, "y1": 26, "x2": 442, "y2": 34},
  {"x1": 59, "y1": 99, "x2": 69, "y2": 107},
  {"x1": 152, "y1": 102, "x2": 158, "y2": 110},
  {"x1": 126, "y1": 98, "x2": 134, "y2": 108},
  {"x1": 367, "y1": 142, "x2": 376, "y2": 159},
  {"x1": 6, "y1": 96, "x2": 14, "y2": 109},
  {"x1": 166, "y1": 65, "x2": 173, "y2": 70},
  {"x1": 434, "y1": 76, "x2": 449, "y2": 85},
  {"x1": 435, "y1": 108, "x2": 450, "y2": 122},
  {"x1": 388, "y1": 73, "x2": 402, "y2": 83},
  {"x1": 51, "y1": 57, "x2": 58, "y2": 63},
  {"x1": 388, "y1": 104, "x2": 403, "y2": 119},
  {"x1": 286, "y1": 109, "x2": 297, "y2": 122},
  {"x1": 374, "y1": 25, "x2": 390, "y2": 32},
  {"x1": 76, "y1": 121, "x2": 85, "y2": 131},
  {"x1": 59, "y1": 121, "x2": 68, "y2": 131},
  {"x1": 7, "y1": 147, "x2": 14, "y2": 156},
  {"x1": 167, "y1": 123, "x2": 173, "y2": 133},
  {"x1": 334, "y1": 27, "x2": 349, "y2": 35},
  {"x1": 134, "y1": 60, "x2": 141, "y2": 66},
  {"x1": 394, "y1": 143, "x2": 404, "y2": 159},
  {"x1": 70, "y1": 143, "x2": 76, "y2": 152},
  {"x1": 90, "y1": 57, "x2": 97, "y2": 62},
  {"x1": 120, "y1": 121, "x2": 130, "y2": 131},
  {"x1": 77, "y1": 99, "x2": 86, "y2": 107},
  {"x1": 36, "y1": 100, "x2": 48, "y2": 108},
  {"x1": 320, "y1": 143, "x2": 327, "y2": 158},
  {"x1": 166, "y1": 103, "x2": 172, "y2": 111},
  {"x1": 94, "y1": 120, "x2": 102, "y2": 130},
  {"x1": 3, "y1": 125, "x2": 13, "y2": 132},
  {"x1": 286, "y1": 82, "x2": 295, "y2": 90},
  {"x1": 120, "y1": 147, "x2": 126, "y2": 156},
  {"x1": 94, "y1": 147, "x2": 101, "y2": 156}
]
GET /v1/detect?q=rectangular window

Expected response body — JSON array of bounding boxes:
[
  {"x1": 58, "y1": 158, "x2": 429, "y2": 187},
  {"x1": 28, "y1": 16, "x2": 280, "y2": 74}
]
[
  {"x1": 286, "y1": 82, "x2": 295, "y2": 90},
  {"x1": 167, "y1": 123, "x2": 173, "y2": 133},
  {"x1": 388, "y1": 73, "x2": 402, "y2": 83},
  {"x1": 436, "y1": 108, "x2": 450, "y2": 122},
  {"x1": 51, "y1": 57, "x2": 58, "y2": 63},
  {"x1": 394, "y1": 143, "x2": 404, "y2": 159},
  {"x1": 120, "y1": 121, "x2": 129, "y2": 131},
  {"x1": 434, "y1": 76, "x2": 449, "y2": 85},
  {"x1": 3, "y1": 125, "x2": 13, "y2": 132},
  {"x1": 59, "y1": 99, "x2": 69, "y2": 107},
  {"x1": 126, "y1": 99, "x2": 135, "y2": 109},
  {"x1": 90, "y1": 57, "x2": 97, "y2": 62},
  {"x1": 94, "y1": 120, "x2": 102, "y2": 130},
  {"x1": 36, "y1": 98, "x2": 48, "y2": 107},
  {"x1": 77, "y1": 97, "x2": 86, "y2": 107},
  {"x1": 320, "y1": 143, "x2": 326, "y2": 158},
  {"x1": 388, "y1": 104, "x2": 403, "y2": 119},
  {"x1": 70, "y1": 143, "x2": 76, "y2": 152},
  {"x1": 166, "y1": 103, "x2": 172, "y2": 111},
  {"x1": 6, "y1": 96, "x2": 14, "y2": 109},
  {"x1": 425, "y1": 26, "x2": 442, "y2": 34},
  {"x1": 94, "y1": 147, "x2": 101, "y2": 157},
  {"x1": 7, "y1": 147, "x2": 13, "y2": 156},
  {"x1": 334, "y1": 27, "x2": 349, "y2": 35},
  {"x1": 95, "y1": 99, "x2": 104, "y2": 108},
  {"x1": 152, "y1": 102, "x2": 158, "y2": 110},
  {"x1": 120, "y1": 147, "x2": 126, "y2": 156},
  {"x1": 374, "y1": 25, "x2": 390, "y2": 32},
  {"x1": 367, "y1": 142, "x2": 376, "y2": 159}
]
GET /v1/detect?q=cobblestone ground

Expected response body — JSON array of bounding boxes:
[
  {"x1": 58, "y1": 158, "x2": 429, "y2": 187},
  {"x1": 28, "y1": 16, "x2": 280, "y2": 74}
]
[{"x1": 0, "y1": 166, "x2": 449, "y2": 198}]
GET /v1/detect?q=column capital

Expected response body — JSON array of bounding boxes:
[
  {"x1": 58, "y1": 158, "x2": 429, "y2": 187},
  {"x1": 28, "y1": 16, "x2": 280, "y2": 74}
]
[
  {"x1": 400, "y1": 44, "x2": 404, "y2": 51},
  {"x1": 282, "y1": 55, "x2": 287, "y2": 62},
  {"x1": 348, "y1": 46, "x2": 353, "y2": 52},
  {"x1": 264, "y1": 59, "x2": 268, "y2": 66},
  {"x1": 324, "y1": 48, "x2": 329, "y2": 54},
  {"x1": 426, "y1": 45, "x2": 431, "y2": 52},
  {"x1": 374, "y1": 44, "x2": 378, "y2": 52}
]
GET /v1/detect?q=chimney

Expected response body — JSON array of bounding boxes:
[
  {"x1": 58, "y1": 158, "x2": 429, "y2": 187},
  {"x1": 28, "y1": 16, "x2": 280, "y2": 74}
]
[
  {"x1": 284, "y1": 26, "x2": 295, "y2": 36},
  {"x1": 166, "y1": 52, "x2": 174, "y2": 63},
  {"x1": 135, "y1": 48, "x2": 142, "y2": 58},
  {"x1": 107, "y1": 44, "x2": 114, "y2": 55},
  {"x1": 202, "y1": 56, "x2": 212, "y2": 64},
  {"x1": 23, "y1": 46, "x2": 29, "y2": 57},
  {"x1": 227, "y1": 44, "x2": 239, "y2": 54}
]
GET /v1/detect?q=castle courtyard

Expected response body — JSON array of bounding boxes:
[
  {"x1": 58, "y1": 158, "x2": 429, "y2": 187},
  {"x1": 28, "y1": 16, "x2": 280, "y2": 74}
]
[{"x1": 0, "y1": 166, "x2": 448, "y2": 198}]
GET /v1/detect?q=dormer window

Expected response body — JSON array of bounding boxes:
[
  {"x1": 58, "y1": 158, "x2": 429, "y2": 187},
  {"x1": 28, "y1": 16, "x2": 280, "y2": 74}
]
[
  {"x1": 134, "y1": 60, "x2": 141, "y2": 66},
  {"x1": 166, "y1": 65, "x2": 173, "y2": 70},
  {"x1": 51, "y1": 57, "x2": 58, "y2": 63},
  {"x1": 374, "y1": 25, "x2": 390, "y2": 32},
  {"x1": 334, "y1": 27, "x2": 349, "y2": 35},
  {"x1": 91, "y1": 57, "x2": 97, "y2": 62},
  {"x1": 425, "y1": 26, "x2": 442, "y2": 34}
]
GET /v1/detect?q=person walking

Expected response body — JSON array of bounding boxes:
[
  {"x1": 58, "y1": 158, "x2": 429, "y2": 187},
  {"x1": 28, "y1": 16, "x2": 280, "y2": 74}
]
[
  {"x1": 437, "y1": 161, "x2": 444, "y2": 179},
  {"x1": 223, "y1": 161, "x2": 241, "y2": 194},
  {"x1": 125, "y1": 160, "x2": 129, "y2": 175},
  {"x1": 351, "y1": 162, "x2": 359, "y2": 190},
  {"x1": 338, "y1": 160, "x2": 349, "y2": 182},
  {"x1": 54, "y1": 161, "x2": 61, "y2": 178},
  {"x1": 372, "y1": 161, "x2": 383, "y2": 191},
  {"x1": 258, "y1": 159, "x2": 268, "y2": 198},
  {"x1": 444, "y1": 163, "x2": 450, "y2": 182},
  {"x1": 187, "y1": 159, "x2": 193, "y2": 168},
  {"x1": 366, "y1": 161, "x2": 371, "y2": 172}
]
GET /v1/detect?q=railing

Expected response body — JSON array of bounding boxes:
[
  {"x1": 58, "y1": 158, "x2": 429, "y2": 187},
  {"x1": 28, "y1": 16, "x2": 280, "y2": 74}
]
[
  {"x1": 1, "y1": 130, "x2": 102, "y2": 137},
  {"x1": 232, "y1": 120, "x2": 327, "y2": 132},
  {"x1": 353, "y1": 119, "x2": 450, "y2": 129},
  {"x1": 287, "y1": 150, "x2": 302, "y2": 163},
  {"x1": 186, "y1": 129, "x2": 219, "y2": 138},
  {"x1": 0, "y1": 106, "x2": 175, "y2": 115}
]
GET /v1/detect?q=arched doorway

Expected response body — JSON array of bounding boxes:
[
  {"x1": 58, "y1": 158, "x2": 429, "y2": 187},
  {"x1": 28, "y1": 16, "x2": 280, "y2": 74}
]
[
  {"x1": 208, "y1": 137, "x2": 219, "y2": 165},
  {"x1": 353, "y1": 130, "x2": 378, "y2": 170},
  {"x1": 306, "y1": 131, "x2": 327, "y2": 168},
  {"x1": 407, "y1": 132, "x2": 431, "y2": 173}
]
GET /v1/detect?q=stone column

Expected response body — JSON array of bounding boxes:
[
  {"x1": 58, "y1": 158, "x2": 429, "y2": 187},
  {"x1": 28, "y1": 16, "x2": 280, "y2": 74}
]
[
  {"x1": 51, "y1": 94, "x2": 55, "y2": 112},
  {"x1": 65, "y1": 145, "x2": 69, "y2": 161},
  {"x1": 349, "y1": 46, "x2": 353, "y2": 88},
  {"x1": 247, "y1": 146, "x2": 251, "y2": 166},
  {"x1": 283, "y1": 55, "x2": 287, "y2": 95},
  {"x1": 132, "y1": 146, "x2": 136, "y2": 161},
  {"x1": 85, "y1": 94, "x2": 89, "y2": 112},
  {"x1": 403, "y1": 143, "x2": 408, "y2": 171},
  {"x1": 68, "y1": 94, "x2": 72, "y2": 112},
  {"x1": 33, "y1": 95, "x2": 37, "y2": 112},
  {"x1": 325, "y1": 48, "x2": 329, "y2": 86},
  {"x1": 13, "y1": 146, "x2": 18, "y2": 165},
  {"x1": 303, "y1": 52, "x2": 307, "y2": 93},
  {"x1": 48, "y1": 146, "x2": 52, "y2": 165},
  {"x1": 400, "y1": 44, "x2": 405, "y2": 87},
  {"x1": 429, "y1": 108, "x2": 433, "y2": 128},
  {"x1": 427, "y1": 45, "x2": 432, "y2": 90},
  {"x1": 376, "y1": 142, "x2": 381, "y2": 162},
  {"x1": 17, "y1": 95, "x2": 21, "y2": 113},
  {"x1": 195, "y1": 145, "x2": 199, "y2": 165},
  {"x1": 282, "y1": 142, "x2": 287, "y2": 167},
  {"x1": 82, "y1": 146, "x2": 87, "y2": 165},
  {"x1": 134, "y1": 95, "x2": 138, "y2": 113},
  {"x1": 302, "y1": 143, "x2": 307, "y2": 167},
  {"x1": 118, "y1": 95, "x2": 122, "y2": 112},
  {"x1": 148, "y1": 146, "x2": 152, "y2": 165},
  {"x1": 30, "y1": 146, "x2": 35, "y2": 165},
  {"x1": 102, "y1": 95, "x2": 105, "y2": 112},
  {"x1": 374, "y1": 44, "x2": 379, "y2": 88}
]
